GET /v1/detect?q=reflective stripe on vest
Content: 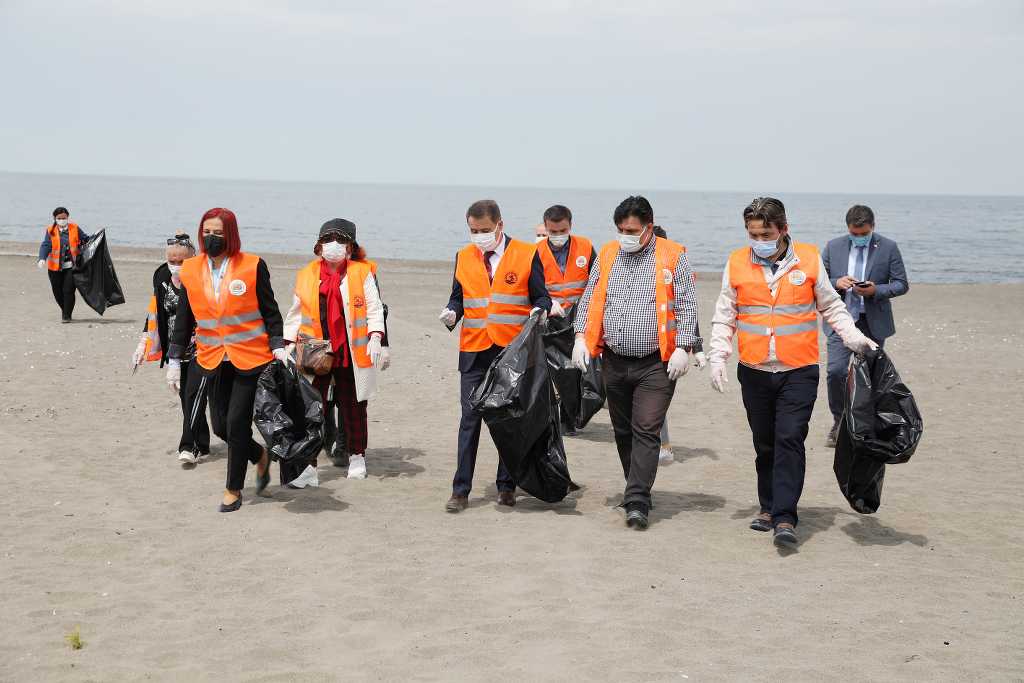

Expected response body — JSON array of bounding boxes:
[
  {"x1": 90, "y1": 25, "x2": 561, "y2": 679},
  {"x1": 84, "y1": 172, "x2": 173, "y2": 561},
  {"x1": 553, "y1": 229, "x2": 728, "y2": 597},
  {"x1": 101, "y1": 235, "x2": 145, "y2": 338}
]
[
  {"x1": 178, "y1": 252, "x2": 273, "y2": 371},
  {"x1": 537, "y1": 235, "x2": 593, "y2": 307},
  {"x1": 46, "y1": 223, "x2": 81, "y2": 271},
  {"x1": 728, "y1": 241, "x2": 820, "y2": 368},
  {"x1": 293, "y1": 258, "x2": 374, "y2": 367},
  {"x1": 454, "y1": 240, "x2": 536, "y2": 351},
  {"x1": 583, "y1": 237, "x2": 683, "y2": 362}
]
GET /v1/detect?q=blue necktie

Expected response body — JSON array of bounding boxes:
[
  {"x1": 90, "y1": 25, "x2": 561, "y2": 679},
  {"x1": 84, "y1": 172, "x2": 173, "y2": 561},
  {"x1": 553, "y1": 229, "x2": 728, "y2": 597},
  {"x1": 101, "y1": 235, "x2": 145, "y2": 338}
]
[{"x1": 847, "y1": 245, "x2": 866, "y2": 319}]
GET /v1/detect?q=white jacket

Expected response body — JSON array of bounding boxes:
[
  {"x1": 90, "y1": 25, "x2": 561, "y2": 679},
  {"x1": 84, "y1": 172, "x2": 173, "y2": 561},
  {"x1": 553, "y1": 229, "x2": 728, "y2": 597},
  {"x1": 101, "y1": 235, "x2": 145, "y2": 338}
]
[{"x1": 283, "y1": 263, "x2": 386, "y2": 402}]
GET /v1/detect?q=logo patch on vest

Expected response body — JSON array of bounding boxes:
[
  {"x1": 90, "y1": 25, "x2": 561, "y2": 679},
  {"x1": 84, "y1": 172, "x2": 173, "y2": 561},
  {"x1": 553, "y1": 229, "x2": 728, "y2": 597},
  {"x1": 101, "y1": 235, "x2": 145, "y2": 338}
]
[
  {"x1": 788, "y1": 270, "x2": 807, "y2": 286},
  {"x1": 504, "y1": 272, "x2": 519, "y2": 285},
  {"x1": 353, "y1": 295, "x2": 365, "y2": 308},
  {"x1": 662, "y1": 268, "x2": 673, "y2": 285},
  {"x1": 575, "y1": 255, "x2": 588, "y2": 268},
  {"x1": 228, "y1": 279, "x2": 247, "y2": 296}
]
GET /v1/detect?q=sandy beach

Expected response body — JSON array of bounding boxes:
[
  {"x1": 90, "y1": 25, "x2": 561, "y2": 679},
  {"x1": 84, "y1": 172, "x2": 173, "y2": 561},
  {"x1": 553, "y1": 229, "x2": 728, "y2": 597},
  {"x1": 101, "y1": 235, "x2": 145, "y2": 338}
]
[{"x1": 0, "y1": 242, "x2": 1021, "y2": 682}]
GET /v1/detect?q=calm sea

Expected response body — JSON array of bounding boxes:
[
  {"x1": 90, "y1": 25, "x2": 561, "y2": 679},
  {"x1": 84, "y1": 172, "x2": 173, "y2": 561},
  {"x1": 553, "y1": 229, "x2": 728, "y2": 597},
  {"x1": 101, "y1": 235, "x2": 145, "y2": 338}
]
[{"x1": 2, "y1": 172, "x2": 1021, "y2": 283}]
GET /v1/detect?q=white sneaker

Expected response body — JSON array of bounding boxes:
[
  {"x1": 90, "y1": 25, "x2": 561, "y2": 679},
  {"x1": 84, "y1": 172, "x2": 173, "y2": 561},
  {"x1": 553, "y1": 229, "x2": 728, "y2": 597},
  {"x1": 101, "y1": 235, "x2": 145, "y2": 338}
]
[
  {"x1": 288, "y1": 464, "x2": 320, "y2": 489},
  {"x1": 347, "y1": 454, "x2": 367, "y2": 480},
  {"x1": 178, "y1": 450, "x2": 197, "y2": 466},
  {"x1": 658, "y1": 448, "x2": 674, "y2": 466}
]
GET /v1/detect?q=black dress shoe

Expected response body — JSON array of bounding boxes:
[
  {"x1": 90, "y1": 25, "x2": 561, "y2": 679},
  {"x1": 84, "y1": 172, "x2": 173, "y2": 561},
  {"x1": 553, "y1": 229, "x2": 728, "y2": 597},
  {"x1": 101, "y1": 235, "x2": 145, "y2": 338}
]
[
  {"x1": 625, "y1": 502, "x2": 649, "y2": 530},
  {"x1": 750, "y1": 515, "x2": 773, "y2": 532},
  {"x1": 219, "y1": 495, "x2": 242, "y2": 513},
  {"x1": 445, "y1": 495, "x2": 468, "y2": 513},
  {"x1": 773, "y1": 525, "x2": 798, "y2": 547},
  {"x1": 825, "y1": 418, "x2": 840, "y2": 448},
  {"x1": 497, "y1": 491, "x2": 516, "y2": 507}
]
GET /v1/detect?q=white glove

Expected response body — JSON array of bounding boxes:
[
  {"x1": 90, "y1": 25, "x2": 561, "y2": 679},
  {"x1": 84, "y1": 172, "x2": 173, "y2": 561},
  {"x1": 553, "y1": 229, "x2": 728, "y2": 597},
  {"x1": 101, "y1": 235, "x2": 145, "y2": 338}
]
[
  {"x1": 439, "y1": 308, "x2": 457, "y2": 327},
  {"x1": 273, "y1": 346, "x2": 292, "y2": 364},
  {"x1": 379, "y1": 346, "x2": 391, "y2": 371},
  {"x1": 549, "y1": 300, "x2": 566, "y2": 318},
  {"x1": 368, "y1": 335, "x2": 383, "y2": 367},
  {"x1": 130, "y1": 338, "x2": 147, "y2": 369},
  {"x1": 166, "y1": 363, "x2": 181, "y2": 394},
  {"x1": 530, "y1": 306, "x2": 548, "y2": 323},
  {"x1": 667, "y1": 348, "x2": 690, "y2": 380},
  {"x1": 845, "y1": 335, "x2": 879, "y2": 355},
  {"x1": 710, "y1": 362, "x2": 728, "y2": 393},
  {"x1": 691, "y1": 350, "x2": 708, "y2": 369},
  {"x1": 37, "y1": 259, "x2": 46, "y2": 270},
  {"x1": 571, "y1": 335, "x2": 590, "y2": 372}
]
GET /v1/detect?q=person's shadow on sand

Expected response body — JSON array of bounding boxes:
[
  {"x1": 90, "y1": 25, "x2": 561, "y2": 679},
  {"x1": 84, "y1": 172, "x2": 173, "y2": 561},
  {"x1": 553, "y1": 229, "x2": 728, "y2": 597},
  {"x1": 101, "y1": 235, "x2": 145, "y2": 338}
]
[
  {"x1": 605, "y1": 490, "x2": 726, "y2": 526},
  {"x1": 569, "y1": 422, "x2": 616, "y2": 444},
  {"x1": 249, "y1": 487, "x2": 350, "y2": 514},
  {"x1": 841, "y1": 516, "x2": 928, "y2": 547}
]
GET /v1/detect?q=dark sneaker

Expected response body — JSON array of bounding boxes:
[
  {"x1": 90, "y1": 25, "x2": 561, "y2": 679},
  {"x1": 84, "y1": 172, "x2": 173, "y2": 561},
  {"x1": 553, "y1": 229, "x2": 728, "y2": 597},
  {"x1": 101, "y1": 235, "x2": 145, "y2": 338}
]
[
  {"x1": 773, "y1": 525, "x2": 798, "y2": 547},
  {"x1": 445, "y1": 495, "x2": 468, "y2": 513},
  {"x1": 625, "y1": 502, "x2": 649, "y2": 530},
  {"x1": 749, "y1": 514, "x2": 772, "y2": 532}
]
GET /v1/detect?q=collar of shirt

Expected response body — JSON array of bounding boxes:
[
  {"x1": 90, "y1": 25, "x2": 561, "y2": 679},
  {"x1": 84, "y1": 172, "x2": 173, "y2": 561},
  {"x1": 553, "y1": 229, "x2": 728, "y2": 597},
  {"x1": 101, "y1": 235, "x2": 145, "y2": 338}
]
[
  {"x1": 208, "y1": 256, "x2": 230, "y2": 300},
  {"x1": 485, "y1": 234, "x2": 507, "y2": 272}
]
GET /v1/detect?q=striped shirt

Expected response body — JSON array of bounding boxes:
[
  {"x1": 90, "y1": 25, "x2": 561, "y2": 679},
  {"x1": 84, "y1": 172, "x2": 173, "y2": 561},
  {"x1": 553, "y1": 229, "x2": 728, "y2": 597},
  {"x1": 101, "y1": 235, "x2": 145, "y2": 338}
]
[{"x1": 574, "y1": 237, "x2": 701, "y2": 357}]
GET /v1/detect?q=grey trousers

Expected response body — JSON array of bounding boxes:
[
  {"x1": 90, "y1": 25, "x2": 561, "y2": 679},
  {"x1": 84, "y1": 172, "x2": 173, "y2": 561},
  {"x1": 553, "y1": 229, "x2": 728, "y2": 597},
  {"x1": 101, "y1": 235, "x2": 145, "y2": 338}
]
[{"x1": 603, "y1": 350, "x2": 676, "y2": 507}]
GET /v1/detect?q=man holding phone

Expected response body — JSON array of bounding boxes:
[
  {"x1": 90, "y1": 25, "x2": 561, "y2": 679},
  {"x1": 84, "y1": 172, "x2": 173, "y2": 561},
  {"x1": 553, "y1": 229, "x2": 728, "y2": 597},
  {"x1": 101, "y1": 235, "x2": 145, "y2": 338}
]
[{"x1": 822, "y1": 205, "x2": 910, "y2": 446}]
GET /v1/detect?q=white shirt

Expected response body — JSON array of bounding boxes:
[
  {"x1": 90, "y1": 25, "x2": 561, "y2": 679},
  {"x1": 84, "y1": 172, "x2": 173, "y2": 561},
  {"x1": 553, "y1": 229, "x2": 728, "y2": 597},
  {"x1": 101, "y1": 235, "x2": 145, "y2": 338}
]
[
  {"x1": 847, "y1": 241, "x2": 869, "y2": 310},
  {"x1": 484, "y1": 236, "x2": 506, "y2": 275},
  {"x1": 208, "y1": 256, "x2": 229, "y2": 302},
  {"x1": 709, "y1": 247, "x2": 869, "y2": 373}
]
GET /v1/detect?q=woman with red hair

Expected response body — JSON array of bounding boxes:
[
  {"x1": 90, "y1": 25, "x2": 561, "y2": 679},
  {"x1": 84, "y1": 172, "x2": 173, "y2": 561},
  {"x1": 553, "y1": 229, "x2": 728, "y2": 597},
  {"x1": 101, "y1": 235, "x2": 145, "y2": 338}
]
[{"x1": 166, "y1": 208, "x2": 288, "y2": 512}]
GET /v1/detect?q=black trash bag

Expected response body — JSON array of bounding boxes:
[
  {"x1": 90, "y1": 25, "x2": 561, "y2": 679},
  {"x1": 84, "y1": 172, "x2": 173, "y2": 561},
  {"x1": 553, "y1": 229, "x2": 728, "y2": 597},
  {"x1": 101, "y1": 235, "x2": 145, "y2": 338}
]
[
  {"x1": 541, "y1": 303, "x2": 582, "y2": 429},
  {"x1": 834, "y1": 349, "x2": 923, "y2": 513},
  {"x1": 72, "y1": 229, "x2": 125, "y2": 315},
  {"x1": 576, "y1": 354, "x2": 605, "y2": 429},
  {"x1": 470, "y1": 313, "x2": 575, "y2": 502},
  {"x1": 254, "y1": 360, "x2": 325, "y2": 485}
]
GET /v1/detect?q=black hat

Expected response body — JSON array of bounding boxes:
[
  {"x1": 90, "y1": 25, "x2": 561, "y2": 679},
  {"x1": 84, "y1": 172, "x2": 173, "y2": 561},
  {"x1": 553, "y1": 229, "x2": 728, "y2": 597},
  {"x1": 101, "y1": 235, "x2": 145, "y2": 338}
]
[{"x1": 319, "y1": 218, "x2": 356, "y2": 242}]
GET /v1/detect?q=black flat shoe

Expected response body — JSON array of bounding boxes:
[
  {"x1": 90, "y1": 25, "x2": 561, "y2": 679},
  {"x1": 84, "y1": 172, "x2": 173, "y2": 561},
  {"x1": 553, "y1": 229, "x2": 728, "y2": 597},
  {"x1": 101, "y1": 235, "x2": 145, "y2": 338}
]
[
  {"x1": 750, "y1": 515, "x2": 772, "y2": 532},
  {"x1": 219, "y1": 495, "x2": 242, "y2": 513},
  {"x1": 773, "y1": 526, "x2": 798, "y2": 547}
]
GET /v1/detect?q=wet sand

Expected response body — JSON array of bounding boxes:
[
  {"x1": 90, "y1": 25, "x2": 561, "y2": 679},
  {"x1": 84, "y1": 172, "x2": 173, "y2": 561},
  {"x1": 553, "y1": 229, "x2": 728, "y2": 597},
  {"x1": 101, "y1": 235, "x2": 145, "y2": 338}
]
[{"x1": 1, "y1": 242, "x2": 1021, "y2": 681}]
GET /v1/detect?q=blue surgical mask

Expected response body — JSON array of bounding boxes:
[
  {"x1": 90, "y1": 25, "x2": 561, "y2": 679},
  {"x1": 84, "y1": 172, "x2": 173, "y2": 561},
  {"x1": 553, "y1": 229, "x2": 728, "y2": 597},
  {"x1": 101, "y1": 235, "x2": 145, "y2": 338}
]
[
  {"x1": 749, "y1": 239, "x2": 779, "y2": 259},
  {"x1": 849, "y1": 233, "x2": 872, "y2": 248}
]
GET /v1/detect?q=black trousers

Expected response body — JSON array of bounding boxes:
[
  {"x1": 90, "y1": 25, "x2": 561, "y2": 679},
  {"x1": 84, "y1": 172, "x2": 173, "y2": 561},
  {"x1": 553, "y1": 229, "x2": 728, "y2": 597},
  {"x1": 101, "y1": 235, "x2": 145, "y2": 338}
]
[
  {"x1": 178, "y1": 360, "x2": 220, "y2": 454},
  {"x1": 47, "y1": 268, "x2": 77, "y2": 319},
  {"x1": 453, "y1": 346, "x2": 514, "y2": 497},
  {"x1": 738, "y1": 363, "x2": 819, "y2": 527},
  {"x1": 826, "y1": 317, "x2": 885, "y2": 420},
  {"x1": 208, "y1": 361, "x2": 265, "y2": 491},
  {"x1": 603, "y1": 350, "x2": 676, "y2": 507}
]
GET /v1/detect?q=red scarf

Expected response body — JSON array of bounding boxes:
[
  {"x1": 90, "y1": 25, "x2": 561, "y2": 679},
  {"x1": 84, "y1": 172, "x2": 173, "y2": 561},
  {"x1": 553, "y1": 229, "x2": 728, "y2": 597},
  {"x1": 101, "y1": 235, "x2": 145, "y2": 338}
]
[{"x1": 319, "y1": 260, "x2": 349, "y2": 367}]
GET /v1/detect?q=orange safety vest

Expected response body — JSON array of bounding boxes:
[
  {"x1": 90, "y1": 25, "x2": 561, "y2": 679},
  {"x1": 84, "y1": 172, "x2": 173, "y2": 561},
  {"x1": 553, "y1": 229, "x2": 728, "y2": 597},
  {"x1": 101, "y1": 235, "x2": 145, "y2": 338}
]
[
  {"x1": 584, "y1": 237, "x2": 683, "y2": 361},
  {"x1": 536, "y1": 235, "x2": 593, "y2": 307},
  {"x1": 728, "y1": 241, "x2": 820, "y2": 368},
  {"x1": 455, "y1": 239, "x2": 535, "y2": 351},
  {"x1": 45, "y1": 223, "x2": 81, "y2": 271},
  {"x1": 293, "y1": 258, "x2": 374, "y2": 368},
  {"x1": 142, "y1": 295, "x2": 163, "y2": 362},
  {"x1": 178, "y1": 252, "x2": 273, "y2": 371}
]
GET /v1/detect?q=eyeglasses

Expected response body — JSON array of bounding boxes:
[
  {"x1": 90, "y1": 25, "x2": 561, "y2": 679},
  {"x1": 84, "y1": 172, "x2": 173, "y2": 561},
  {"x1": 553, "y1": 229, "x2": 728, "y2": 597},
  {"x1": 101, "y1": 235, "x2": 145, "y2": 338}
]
[{"x1": 167, "y1": 235, "x2": 193, "y2": 246}]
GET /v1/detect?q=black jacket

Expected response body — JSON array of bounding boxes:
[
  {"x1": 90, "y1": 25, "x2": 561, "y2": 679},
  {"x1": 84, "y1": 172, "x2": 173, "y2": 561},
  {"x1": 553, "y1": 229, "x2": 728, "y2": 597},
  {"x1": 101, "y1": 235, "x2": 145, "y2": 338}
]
[{"x1": 168, "y1": 256, "x2": 286, "y2": 376}]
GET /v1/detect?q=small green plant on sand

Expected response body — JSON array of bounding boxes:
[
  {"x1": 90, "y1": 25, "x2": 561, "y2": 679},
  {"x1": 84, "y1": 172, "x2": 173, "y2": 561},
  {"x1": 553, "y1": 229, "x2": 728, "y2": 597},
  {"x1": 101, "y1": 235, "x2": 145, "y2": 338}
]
[{"x1": 65, "y1": 627, "x2": 83, "y2": 650}]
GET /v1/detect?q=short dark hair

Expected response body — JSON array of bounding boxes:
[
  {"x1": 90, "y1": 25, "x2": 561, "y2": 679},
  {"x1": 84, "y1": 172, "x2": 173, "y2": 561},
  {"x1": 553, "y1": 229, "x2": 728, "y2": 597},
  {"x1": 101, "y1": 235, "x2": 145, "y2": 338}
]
[
  {"x1": 846, "y1": 204, "x2": 875, "y2": 228},
  {"x1": 53, "y1": 206, "x2": 69, "y2": 218},
  {"x1": 613, "y1": 195, "x2": 654, "y2": 226},
  {"x1": 543, "y1": 204, "x2": 572, "y2": 224},
  {"x1": 466, "y1": 199, "x2": 501, "y2": 223},
  {"x1": 743, "y1": 197, "x2": 788, "y2": 231},
  {"x1": 652, "y1": 225, "x2": 667, "y2": 239}
]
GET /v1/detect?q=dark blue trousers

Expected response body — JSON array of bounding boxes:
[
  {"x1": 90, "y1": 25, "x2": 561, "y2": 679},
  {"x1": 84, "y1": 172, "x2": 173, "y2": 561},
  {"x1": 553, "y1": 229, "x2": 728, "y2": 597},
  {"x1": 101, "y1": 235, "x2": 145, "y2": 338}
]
[
  {"x1": 738, "y1": 363, "x2": 819, "y2": 527},
  {"x1": 453, "y1": 347, "x2": 514, "y2": 497},
  {"x1": 826, "y1": 316, "x2": 884, "y2": 420}
]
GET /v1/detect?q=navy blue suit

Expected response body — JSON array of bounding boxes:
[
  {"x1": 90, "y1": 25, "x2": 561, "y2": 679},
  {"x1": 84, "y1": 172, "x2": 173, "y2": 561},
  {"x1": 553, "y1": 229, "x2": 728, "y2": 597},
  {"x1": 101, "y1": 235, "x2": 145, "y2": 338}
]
[
  {"x1": 822, "y1": 232, "x2": 909, "y2": 419},
  {"x1": 445, "y1": 236, "x2": 552, "y2": 496}
]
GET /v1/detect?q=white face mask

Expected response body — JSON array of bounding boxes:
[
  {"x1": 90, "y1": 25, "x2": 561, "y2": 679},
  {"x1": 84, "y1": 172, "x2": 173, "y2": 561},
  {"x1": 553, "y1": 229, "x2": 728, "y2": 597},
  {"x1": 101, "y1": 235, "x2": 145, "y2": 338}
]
[
  {"x1": 470, "y1": 228, "x2": 501, "y2": 252},
  {"x1": 56, "y1": 218, "x2": 69, "y2": 228},
  {"x1": 547, "y1": 234, "x2": 569, "y2": 248},
  {"x1": 617, "y1": 225, "x2": 649, "y2": 253},
  {"x1": 321, "y1": 241, "x2": 348, "y2": 263},
  {"x1": 167, "y1": 263, "x2": 182, "y2": 276}
]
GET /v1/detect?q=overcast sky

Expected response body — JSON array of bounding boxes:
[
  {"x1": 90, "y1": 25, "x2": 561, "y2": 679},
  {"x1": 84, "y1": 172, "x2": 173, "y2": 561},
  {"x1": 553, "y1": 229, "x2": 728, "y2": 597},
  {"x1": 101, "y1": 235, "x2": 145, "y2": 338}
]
[{"x1": 1, "y1": 1, "x2": 1021, "y2": 195}]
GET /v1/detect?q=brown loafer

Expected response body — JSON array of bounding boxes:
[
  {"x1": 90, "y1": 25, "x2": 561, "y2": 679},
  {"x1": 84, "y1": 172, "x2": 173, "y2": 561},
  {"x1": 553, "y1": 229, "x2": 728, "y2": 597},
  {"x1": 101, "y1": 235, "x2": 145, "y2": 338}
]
[
  {"x1": 497, "y1": 491, "x2": 516, "y2": 507},
  {"x1": 445, "y1": 495, "x2": 468, "y2": 513}
]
